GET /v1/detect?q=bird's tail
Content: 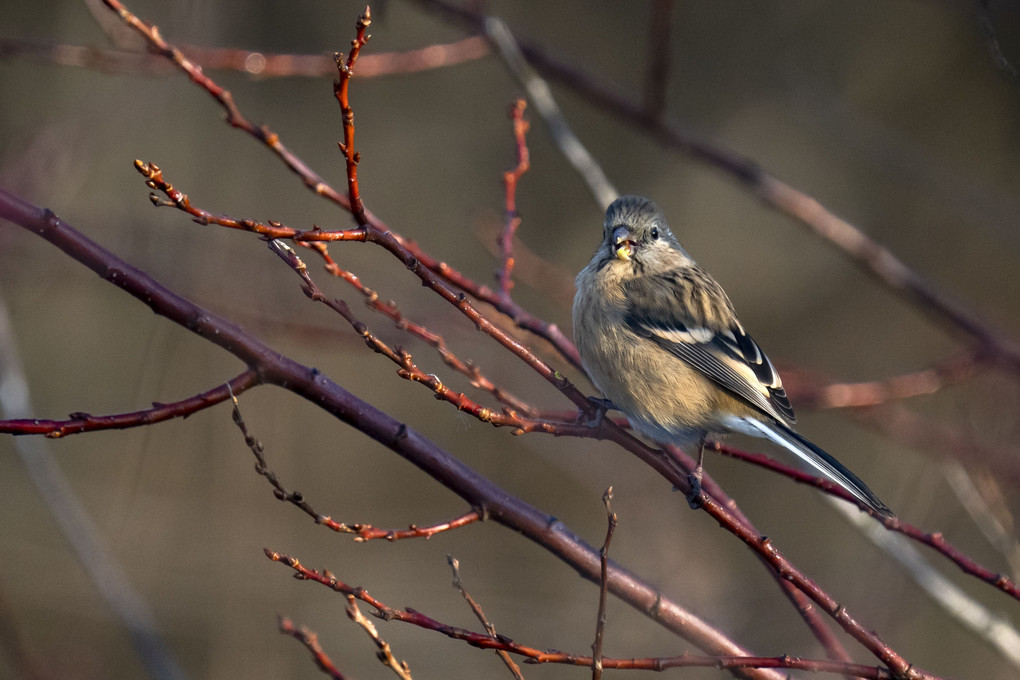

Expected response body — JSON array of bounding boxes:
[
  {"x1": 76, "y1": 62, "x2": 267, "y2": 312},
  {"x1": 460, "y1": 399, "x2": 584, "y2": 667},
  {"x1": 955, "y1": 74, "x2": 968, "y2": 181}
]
[{"x1": 724, "y1": 416, "x2": 894, "y2": 518}]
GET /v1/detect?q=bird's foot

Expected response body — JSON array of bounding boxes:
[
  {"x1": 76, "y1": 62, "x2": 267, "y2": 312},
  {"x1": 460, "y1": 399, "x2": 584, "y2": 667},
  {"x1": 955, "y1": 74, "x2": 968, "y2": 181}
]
[
  {"x1": 579, "y1": 396, "x2": 616, "y2": 427},
  {"x1": 685, "y1": 468, "x2": 704, "y2": 510}
]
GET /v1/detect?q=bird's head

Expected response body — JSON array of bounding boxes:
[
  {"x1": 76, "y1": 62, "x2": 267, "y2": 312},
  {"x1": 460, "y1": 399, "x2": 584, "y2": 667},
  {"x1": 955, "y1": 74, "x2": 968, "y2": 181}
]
[{"x1": 599, "y1": 195, "x2": 689, "y2": 270}]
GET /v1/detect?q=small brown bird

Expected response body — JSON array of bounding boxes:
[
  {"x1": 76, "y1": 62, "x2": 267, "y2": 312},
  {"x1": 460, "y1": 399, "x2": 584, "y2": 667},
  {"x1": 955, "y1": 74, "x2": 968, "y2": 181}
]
[{"x1": 573, "y1": 195, "x2": 893, "y2": 517}]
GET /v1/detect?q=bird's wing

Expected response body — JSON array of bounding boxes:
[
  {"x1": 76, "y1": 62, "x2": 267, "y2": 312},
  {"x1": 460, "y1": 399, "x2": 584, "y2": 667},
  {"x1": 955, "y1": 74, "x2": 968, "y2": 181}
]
[{"x1": 623, "y1": 268, "x2": 796, "y2": 424}]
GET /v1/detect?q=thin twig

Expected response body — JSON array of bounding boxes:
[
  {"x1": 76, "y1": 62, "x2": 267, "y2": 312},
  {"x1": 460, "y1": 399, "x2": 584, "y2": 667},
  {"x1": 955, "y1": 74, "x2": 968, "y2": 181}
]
[
  {"x1": 497, "y1": 99, "x2": 531, "y2": 301},
  {"x1": 448, "y1": 556, "x2": 525, "y2": 680},
  {"x1": 279, "y1": 618, "x2": 348, "y2": 680},
  {"x1": 475, "y1": 217, "x2": 576, "y2": 308},
  {"x1": 231, "y1": 376, "x2": 481, "y2": 539},
  {"x1": 137, "y1": 160, "x2": 366, "y2": 241},
  {"x1": 592, "y1": 488, "x2": 617, "y2": 680},
  {"x1": 333, "y1": 7, "x2": 372, "y2": 224},
  {"x1": 228, "y1": 387, "x2": 348, "y2": 531},
  {"x1": 301, "y1": 240, "x2": 538, "y2": 416},
  {"x1": 346, "y1": 596, "x2": 414, "y2": 680},
  {"x1": 341, "y1": 511, "x2": 482, "y2": 542}
]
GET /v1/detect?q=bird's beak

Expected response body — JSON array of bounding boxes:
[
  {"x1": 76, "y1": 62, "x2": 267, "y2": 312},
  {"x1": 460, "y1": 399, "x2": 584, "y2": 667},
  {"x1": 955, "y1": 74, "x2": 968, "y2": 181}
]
[{"x1": 613, "y1": 226, "x2": 635, "y2": 261}]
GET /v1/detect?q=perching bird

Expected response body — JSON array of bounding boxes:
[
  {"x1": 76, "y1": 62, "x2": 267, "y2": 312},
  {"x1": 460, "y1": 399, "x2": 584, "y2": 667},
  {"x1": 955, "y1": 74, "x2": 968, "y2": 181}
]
[{"x1": 573, "y1": 195, "x2": 893, "y2": 517}]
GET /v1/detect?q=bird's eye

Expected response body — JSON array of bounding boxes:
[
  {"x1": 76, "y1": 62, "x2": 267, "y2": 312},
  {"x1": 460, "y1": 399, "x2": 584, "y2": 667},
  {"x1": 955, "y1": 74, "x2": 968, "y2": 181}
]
[{"x1": 650, "y1": 227, "x2": 659, "y2": 240}]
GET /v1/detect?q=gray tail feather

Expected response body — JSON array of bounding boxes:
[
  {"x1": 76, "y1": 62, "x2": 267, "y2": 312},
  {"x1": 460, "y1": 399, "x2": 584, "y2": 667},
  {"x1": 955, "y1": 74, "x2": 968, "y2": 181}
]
[{"x1": 730, "y1": 417, "x2": 894, "y2": 518}]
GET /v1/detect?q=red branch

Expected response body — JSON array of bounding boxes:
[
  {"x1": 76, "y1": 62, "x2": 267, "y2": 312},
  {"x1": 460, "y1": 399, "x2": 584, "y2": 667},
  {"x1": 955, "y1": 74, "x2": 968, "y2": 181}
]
[
  {"x1": 497, "y1": 99, "x2": 531, "y2": 300},
  {"x1": 306, "y1": 240, "x2": 538, "y2": 416},
  {"x1": 341, "y1": 511, "x2": 482, "y2": 542},
  {"x1": 279, "y1": 618, "x2": 348, "y2": 680},
  {"x1": 137, "y1": 161, "x2": 367, "y2": 242},
  {"x1": 142, "y1": 161, "x2": 576, "y2": 425},
  {"x1": 0, "y1": 369, "x2": 258, "y2": 438},
  {"x1": 333, "y1": 7, "x2": 372, "y2": 224}
]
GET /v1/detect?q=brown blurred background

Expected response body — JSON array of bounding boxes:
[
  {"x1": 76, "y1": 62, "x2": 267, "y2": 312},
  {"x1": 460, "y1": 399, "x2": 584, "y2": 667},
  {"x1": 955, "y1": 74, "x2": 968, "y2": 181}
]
[{"x1": 2, "y1": 1, "x2": 1020, "y2": 678}]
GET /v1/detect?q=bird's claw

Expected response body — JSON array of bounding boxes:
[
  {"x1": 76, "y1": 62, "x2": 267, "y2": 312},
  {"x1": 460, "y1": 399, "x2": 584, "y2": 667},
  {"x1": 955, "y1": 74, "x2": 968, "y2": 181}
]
[
  {"x1": 579, "y1": 396, "x2": 616, "y2": 427},
  {"x1": 685, "y1": 469, "x2": 704, "y2": 510}
]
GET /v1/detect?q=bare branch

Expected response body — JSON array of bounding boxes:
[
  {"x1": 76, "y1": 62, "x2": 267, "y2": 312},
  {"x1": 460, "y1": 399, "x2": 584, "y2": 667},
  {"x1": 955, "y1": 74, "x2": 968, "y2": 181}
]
[
  {"x1": 496, "y1": 99, "x2": 531, "y2": 301},
  {"x1": 448, "y1": 556, "x2": 524, "y2": 680},
  {"x1": 346, "y1": 596, "x2": 414, "y2": 680},
  {"x1": 333, "y1": 8, "x2": 373, "y2": 225},
  {"x1": 591, "y1": 488, "x2": 617, "y2": 680},
  {"x1": 0, "y1": 370, "x2": 258, "y2": 438},
  {"x1": 279, "y1": 618, "x2": 348, "y2": 680},
  {"x1": 342, "y1": 512, "x2": 481, "y2": 543}
]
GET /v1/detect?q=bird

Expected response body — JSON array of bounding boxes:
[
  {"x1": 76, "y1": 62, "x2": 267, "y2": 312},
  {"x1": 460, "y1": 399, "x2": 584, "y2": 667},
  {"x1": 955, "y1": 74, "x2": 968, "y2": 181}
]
[{"x1": 572, "y1": 195, "x2": 893, "y2": 518}]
